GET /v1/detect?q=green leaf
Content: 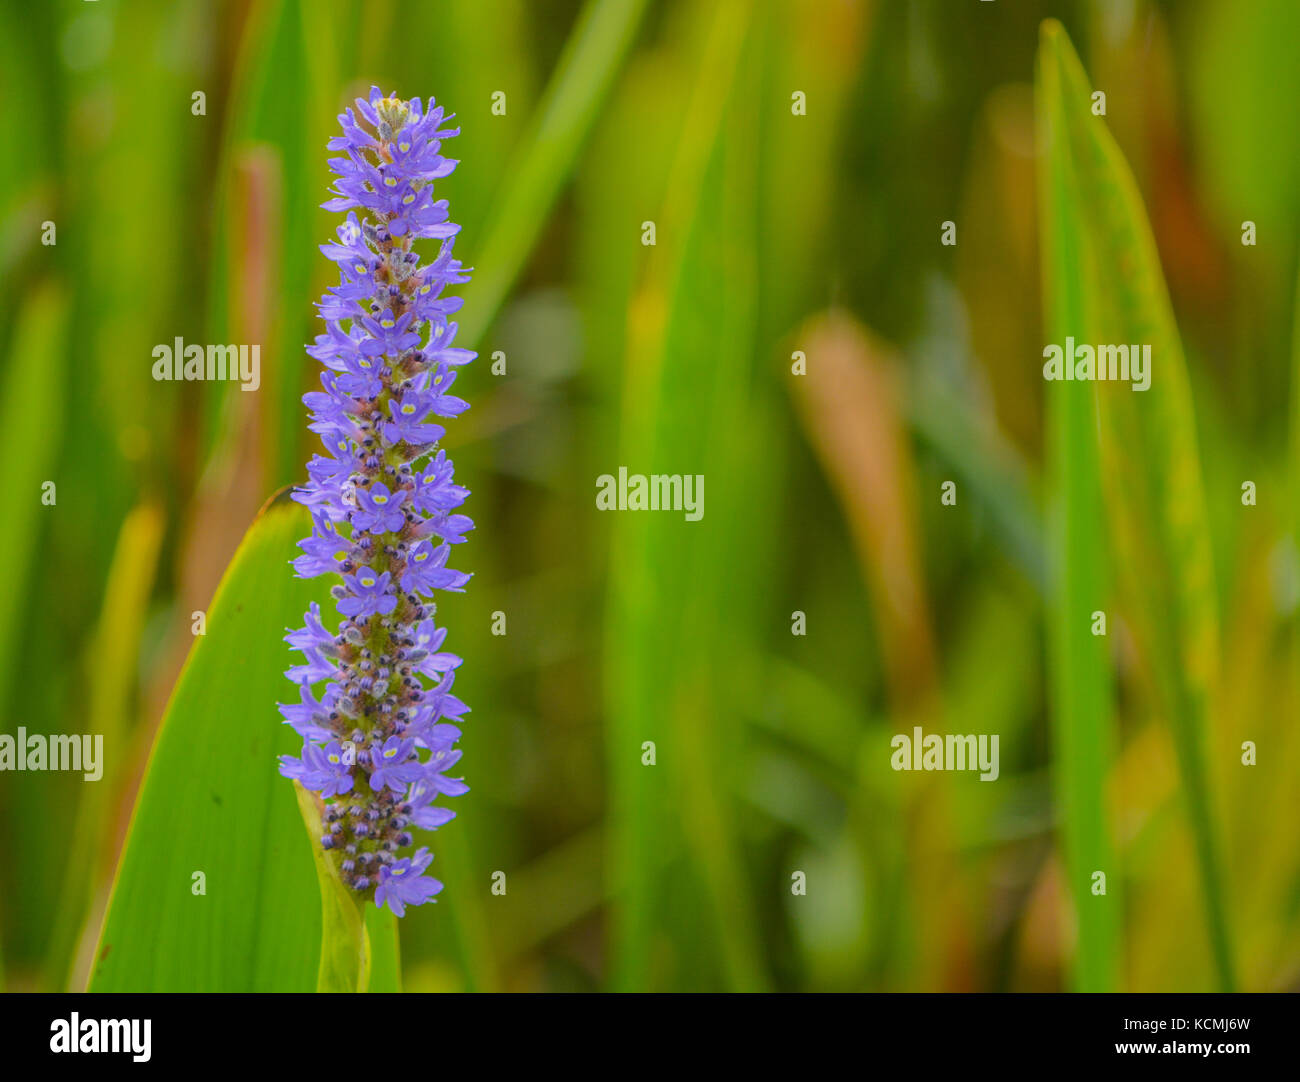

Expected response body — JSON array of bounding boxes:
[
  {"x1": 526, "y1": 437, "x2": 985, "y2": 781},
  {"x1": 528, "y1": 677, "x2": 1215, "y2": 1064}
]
[
  {"x1": 459, "y1": 0, "x2": 649, "y2": 347},
  {"x1": 371, "y1": 0, "x2": 653, "y2": 996},
  {"x1": 0, "y1": 281, "x2": 67, "y2": 715},
  {"x1": 365, "y1": 897, "x2": 402, "y2": 994},
  {"x1": 1036, "y1": 20, "x2": 1235, "y2": 990},
  {"x1": 603, "y1": 0, "x2": 767, "y2": 992},
  {"x1": 1190, "y1": 0, "x2": 1300, "y2": 242},
  {"x1": 88, "y1": 494, "x2": 400, "y2": 992},
  {"x1": 201, "y1": 0, "x2": 336, "y2": 488},
  {"x1": 290, "y1": 781, "x2": 402, "y2": 993},
  {"x1": 1035, "y1": 20, "x2": 1121, "y2": 995},
  {"x1": 0, "y1": 278, "x2": 63, "y2": 995},
  {"x1": 45, "y1": 502, "x2": 165, "y2": 990},
  {"x1": 294, "y1": 782, "x2": 370, "y2": 993}
]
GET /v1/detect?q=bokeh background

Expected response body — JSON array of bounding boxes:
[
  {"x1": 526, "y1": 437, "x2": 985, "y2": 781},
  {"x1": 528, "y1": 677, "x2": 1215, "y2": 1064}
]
[{"x1": 2, "y1": 0, "x2": 1299, "y2": 992}]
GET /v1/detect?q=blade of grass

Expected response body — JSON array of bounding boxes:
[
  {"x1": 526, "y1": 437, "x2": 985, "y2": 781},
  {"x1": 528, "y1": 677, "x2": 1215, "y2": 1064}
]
[
  {"x1": 1035, "y1": 23, "x2": 1121, "y2": 993},
  {"x1": 0, "y1": 281, "x2": 66, "y2": 989},
  {"x1": 458, "y1": 0, "x2": 649, "y2": 347},
  {"x1": 1292, "y1": 243, "x2": 1300, "y2": 567},
  {"x1": 387, "y1": 0, "x2": 650, "y2": 994},
  {"x1": 1037, "y1": 20, "x2": 1235, "y2": 990},
  {"x1": 0, "y1": 281, "x2": 67, "y2": 717},
  {"x1": 605, "y1": 0, "x2": 766, "y2": 992},
  {"x1": 202, "y1": 0, "x2": 330, "y2": 488},
  {"x1": 45, "y1": 502, "x2": 164, "y2": 991}
]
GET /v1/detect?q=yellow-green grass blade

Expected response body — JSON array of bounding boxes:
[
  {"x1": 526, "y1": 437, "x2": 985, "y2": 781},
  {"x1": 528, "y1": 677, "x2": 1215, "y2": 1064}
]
[
  {"x1": 604, "y1": 0, "x2": 766, "y2": 992},
  {"x1": 1292, "y1": 247, "x2": 1300, "y2": 569},
  {"x1": 1037, "y1": 20, "x2": 1234, "y2": 990},
  {"x1": 45, "y1": 502, "x2": 164, "y2": 991},
  {"x1": 386, "y1": 0, "x2": 651, "y2": 994},
  {"x1": 458, "y1": 0, "x2": 649, "y2": 348},
  {"x1": 0, "y1": 281, "x2": 67, "y2": 716},
  {"x1": 402, "y1": 0, "x2": 537, "y2": 244},
  {"x1": 0, "y1": 281, "x2": 67, "y2": 991},
  {"x1": 201, "y1": 0, "x2": 339, "y2": 489},
  {"x1": 88, "y1": 495, "x2": 399, "y2": 991},
  {"x1": 1035, "y1": 22, "x2": 1120, "y2": 993}
]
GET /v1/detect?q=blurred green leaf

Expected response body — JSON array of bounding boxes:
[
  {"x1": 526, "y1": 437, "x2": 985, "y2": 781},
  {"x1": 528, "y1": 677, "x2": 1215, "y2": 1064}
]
[
  {"x1": 1037, "y1": 20, "x2": 1234, "y2": 991},
  {"x1": 1191, "y1": 0, "x2": 1300, "y2": 244},
  {"x1": 46, "y1": 502, "x2": 164, "y2": 990},
  {"x1": 907, "y1": 370, "x2": 1045, "y2": 593},
  {"x1": 391, "y1": 0, "x2": 652, "y2": 996},
  {"x1": 1035, "y1": 20, "x2": 1121, "y2": 994},
  {"x1": 0, "y1": 281, "x2": 67, "y2": 715},
  {"x1": 201, "y1": 0, "x2": 338, "y2": 487},
  {"x1": 0, "y1": 279, "x2": 67, "y2": 993},
  {"x1": 459, "y1": 0, "x2": 649, "y2": 347},
  {"x1": 604, "y1": 0, "x2": 767, "y2": 992}
]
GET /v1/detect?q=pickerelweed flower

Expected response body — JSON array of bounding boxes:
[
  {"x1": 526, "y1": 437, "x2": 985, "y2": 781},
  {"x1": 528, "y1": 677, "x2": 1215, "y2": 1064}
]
[{"x1": 280, "y1": 87, "x2": 474, "y2": 916}]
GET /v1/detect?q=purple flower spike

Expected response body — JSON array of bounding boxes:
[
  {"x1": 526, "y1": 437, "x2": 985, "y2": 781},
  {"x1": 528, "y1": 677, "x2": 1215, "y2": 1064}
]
[{"x1": 280, "y1": 88, "x2": 474, "y2": 915}]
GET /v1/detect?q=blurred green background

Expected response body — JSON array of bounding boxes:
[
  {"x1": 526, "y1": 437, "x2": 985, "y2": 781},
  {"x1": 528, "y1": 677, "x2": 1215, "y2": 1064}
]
[{"x1": 2, "y1": 0, "x2": 1299, "y2": 992}]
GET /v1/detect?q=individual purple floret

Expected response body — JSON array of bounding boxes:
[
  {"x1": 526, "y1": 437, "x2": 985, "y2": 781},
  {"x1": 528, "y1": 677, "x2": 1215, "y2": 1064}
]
[
  {"x1": 374, "y1": 848, "x2": 443, "y2": 918},
  {"x1": 280, "y1": 87, "x2": 474, "y2": 917}
]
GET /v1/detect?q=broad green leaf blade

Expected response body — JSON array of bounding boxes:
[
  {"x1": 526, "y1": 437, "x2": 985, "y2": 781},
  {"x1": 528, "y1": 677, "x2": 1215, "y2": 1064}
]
[
  {"x1": 1035, "y1": 21, "x2": 1120, "y2": 994},
  {"x1": 89, "y1": 495, "x2": 399, "y2": 991},
  {"x1": 1037, "y1": 20, "x2": 1234, "y2": 990}
]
